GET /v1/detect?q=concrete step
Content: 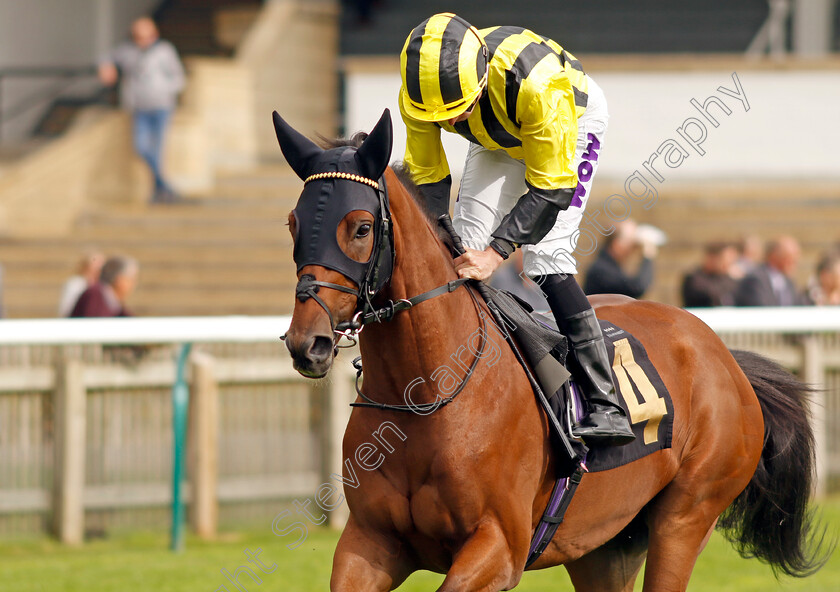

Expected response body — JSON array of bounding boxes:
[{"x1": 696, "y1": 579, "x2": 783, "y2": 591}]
[
  {"x1": 75, "y1": 200, "x2": 292, "y2": 221},
  {"x1": 3, "y1": 284, "x2": 297, "y2": 318},
  {"x1": 5, "y1": 300, "x2": 292, "y2": 319},
  {"x1": 69, "y1": 220, "x2": 290, "y2": 242},
  {"x1": 7, "y1": 283, "x2": 291, "y2": 303},
  {"x1": 2, "y1": 285, "x2": 290, "y2": 318},
  {"x1": 210, "y1": 166, "x2": 303, "y2": 199},
  {"x1": 3, "y1": 263, "x2": 296, "y2": 287},
  {"x1": 0, "y1": 236, "x2": 292, "y2": 263}
]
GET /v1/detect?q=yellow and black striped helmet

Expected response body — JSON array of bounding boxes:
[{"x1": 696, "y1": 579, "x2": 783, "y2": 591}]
[{"x1": 400, "y1": 13, "x2": 489, "y2": 122}]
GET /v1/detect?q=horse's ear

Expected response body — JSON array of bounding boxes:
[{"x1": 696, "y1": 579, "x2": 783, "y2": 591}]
[
  {"x1": 272, "y1": 111, "x2": 323, "y2": 180},
  {"x1": 355, "y1": 109, "x2": 392, "y2": 181}
]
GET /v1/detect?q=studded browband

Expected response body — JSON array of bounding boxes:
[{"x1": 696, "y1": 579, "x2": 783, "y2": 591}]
[{"x1": 304, "y1": 171, "x2": 380, "y2": 189}]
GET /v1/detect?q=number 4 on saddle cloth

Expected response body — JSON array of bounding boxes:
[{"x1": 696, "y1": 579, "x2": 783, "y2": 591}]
[{"x1": 482, "y1": 285, "x2": 674, "y2": 566}]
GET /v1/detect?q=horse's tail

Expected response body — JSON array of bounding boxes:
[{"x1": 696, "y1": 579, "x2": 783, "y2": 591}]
[{"x1": 718, "y1": 349, "x2": 834, "y2": 577}]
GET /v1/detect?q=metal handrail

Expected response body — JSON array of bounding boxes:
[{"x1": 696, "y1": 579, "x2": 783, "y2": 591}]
[
  {"x1": 0, "y1": 66, "x2": 97, "y2": 77},
  {"x1": 0, "y1": 66, "x2": 99, "y2": 140}
]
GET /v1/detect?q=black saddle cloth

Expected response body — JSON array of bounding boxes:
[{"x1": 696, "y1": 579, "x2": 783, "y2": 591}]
[{"x1": 483, "y1": 285, "x2": 674, "y2": 473}]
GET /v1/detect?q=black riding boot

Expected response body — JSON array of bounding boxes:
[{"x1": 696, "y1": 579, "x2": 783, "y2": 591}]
[{"x1": 536, "y1": 274, "x2": 635, "y2": 447}]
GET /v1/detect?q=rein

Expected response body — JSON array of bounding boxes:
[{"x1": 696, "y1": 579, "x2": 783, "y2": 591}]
[
  {"x1": 349, "y1": 284, "x2": 488, "y2": 413},
  {"x1": 334, "y1": 277, "x2": 469, "y2": 333}
]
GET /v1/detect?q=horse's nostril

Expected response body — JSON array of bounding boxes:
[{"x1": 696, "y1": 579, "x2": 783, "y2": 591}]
[{"x1": 309, "y1": 335, "x2": 334, "y2": 361}]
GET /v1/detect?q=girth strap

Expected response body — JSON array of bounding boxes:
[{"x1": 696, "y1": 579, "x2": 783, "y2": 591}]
[{"x1": 525, "y1": 462, "x2": 587, "y2": 567}]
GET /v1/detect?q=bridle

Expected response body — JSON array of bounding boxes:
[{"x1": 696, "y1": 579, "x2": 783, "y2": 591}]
[
  {"x1": 285, "y1": 170, "x2": 486, "y2": 413},
  {"x1": 287, "y1": 170, "x2": 396, "y2": 342},
  {"x1": 288, "y1": 170, "x2": 471, "y2": 339}
]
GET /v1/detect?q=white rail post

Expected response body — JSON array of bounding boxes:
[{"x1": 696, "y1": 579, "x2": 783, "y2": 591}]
[
  {"x1": 52, "y1": 348, "x2": 86, "y2": 544},
  {"x1": 320, "y1": 359, "x2": 354, "y2": 528},
  {"x1": 802, "y1": 335, "x2": 827, "y2": 498},
  {"x1": 188, "y1": 351, "x2": 219, "y2": 539}
]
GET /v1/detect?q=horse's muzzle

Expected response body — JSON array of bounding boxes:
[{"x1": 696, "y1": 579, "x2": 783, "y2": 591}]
[{"x1": 286, "y1": 332, "x2": 334, "y2": 378}]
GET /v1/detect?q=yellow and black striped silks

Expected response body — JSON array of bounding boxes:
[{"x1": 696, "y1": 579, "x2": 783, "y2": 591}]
[
  {"x1": 400, "y1": 23, "x2": 589, "y2": 193},
  {"x1": 400, "y1": 13, "x2": 489, "y2": 122}
]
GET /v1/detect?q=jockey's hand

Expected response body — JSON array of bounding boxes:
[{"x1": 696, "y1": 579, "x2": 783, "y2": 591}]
[{"x1": 454, "y1": 246, "x2": 505, "y2": 281}]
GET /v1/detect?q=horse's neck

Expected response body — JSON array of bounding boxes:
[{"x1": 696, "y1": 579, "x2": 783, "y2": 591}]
[{"x1": 357, "y1": 171, "x2": 481, "y2": 404}]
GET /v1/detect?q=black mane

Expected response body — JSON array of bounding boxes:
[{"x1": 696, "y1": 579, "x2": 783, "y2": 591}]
[{"x1": 320, "y1": 131, "x2": 367, "y2": 150}]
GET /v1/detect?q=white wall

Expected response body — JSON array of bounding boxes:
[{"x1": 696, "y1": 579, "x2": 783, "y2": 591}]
[
  {"x1": 345, "y1": 66, "x2": 840, "y2": 184},
  {"x1": 593, "y1": 69, "x2": 840, "y2": 183}
]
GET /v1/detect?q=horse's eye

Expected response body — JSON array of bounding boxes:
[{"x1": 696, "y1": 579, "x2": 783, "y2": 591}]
[{"x1": 355, "y1": 224, "x2": 372, "y2": 239}]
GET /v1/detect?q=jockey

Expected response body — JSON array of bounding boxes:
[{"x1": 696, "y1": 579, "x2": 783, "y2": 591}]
[{"x1": 399, "y1": 13, "x2": 634, "y2": 446}]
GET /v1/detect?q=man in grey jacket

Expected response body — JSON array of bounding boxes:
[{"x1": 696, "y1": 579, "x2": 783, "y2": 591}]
[{"x1": 99, "y1": 17, "x2": 185, "y2": 203}]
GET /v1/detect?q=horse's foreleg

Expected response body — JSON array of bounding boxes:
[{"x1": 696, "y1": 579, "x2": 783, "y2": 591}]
[
  {"x1": 330, "y1": 517, "x2": 408, "y2": 592},
  {"x1": 435, "y1": 520, "x2": 522, "y2": 592}
]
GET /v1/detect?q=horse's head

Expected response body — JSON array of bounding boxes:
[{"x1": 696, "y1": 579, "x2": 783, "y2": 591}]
[{"x1": 274, "y1": 109, "x2": 394, "y2": 378}]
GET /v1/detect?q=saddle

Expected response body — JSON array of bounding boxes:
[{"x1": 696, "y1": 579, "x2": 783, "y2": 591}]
[
  {"x1": 480, "y1": 285, "x2": 582, "y2": 466},
  {"x1": 482, "y1": 284, "x2": 674, "y2": 566}
]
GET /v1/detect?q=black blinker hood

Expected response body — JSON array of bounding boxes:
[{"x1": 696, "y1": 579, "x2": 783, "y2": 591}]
[{"x1": 273, "y1": 109, "x2": 395, "y2": 298}]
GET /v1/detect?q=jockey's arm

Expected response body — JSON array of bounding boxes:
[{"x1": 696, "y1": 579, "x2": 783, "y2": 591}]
[
  {"x1": 401, "y1": 110, "x2": 452, "y2": 218},
  {"x1": 488, "y1": 79, "x2": 579, "y2": 259}
]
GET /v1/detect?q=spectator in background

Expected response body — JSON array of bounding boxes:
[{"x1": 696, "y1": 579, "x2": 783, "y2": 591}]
[
  {"x1": 98, "y1": 17, "x2": 185, "y2": 204},
  {"x1": 732, "y1": 234, "x2": 763, "y2": 279},
  {"x1": 806, "y1": 250, "x2": 840, "y2": 306},
  {"x1": 70, "y1": 256, "x2": 138, "y2": 318},
  {"x1": 681, "y1": 241, "x2": 739, "y2": 307},
  {"x1": 735, "y1": 236, "x2": 805, "y2": 306},
  {"x1": 584, "y1": 220, "x2": 659, "y2": 299},
  {"x1": 0, "y1": 262, "x2": 4, "y2": 318},
  {"x1": 58, "y1": 251, "x2": 105, "y2": 317}
]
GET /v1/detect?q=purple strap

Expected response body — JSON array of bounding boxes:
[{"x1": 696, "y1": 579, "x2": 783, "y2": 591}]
[{"x1": 526, "y1": 381, "x2": 587, "y2": 561}]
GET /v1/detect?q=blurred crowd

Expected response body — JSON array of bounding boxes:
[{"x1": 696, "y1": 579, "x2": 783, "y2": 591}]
[
  {"x1": 491, "y1": 219, "x2": 840, "y2": 311},
  {"x1": 583, "y1": 220, "x2": 662, "y2": 300},
  {"x1": 0, "y1": 251, "x2": 139, "y2": 320},
  {"x1": 681, "y1": 236, "x2": 840, "y2": 308},
  {"x1": 58, "y1": 251, "x2": 139, "y2": 318}
]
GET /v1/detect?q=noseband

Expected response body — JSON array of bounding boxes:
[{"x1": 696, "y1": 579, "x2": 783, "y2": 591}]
[
  {"x1": 294, "y1": 272, "x2": 361, "y2": 334},
  {"x1": 286, "y1": 170, "x2": 475, "y2": 340},
  {"x1": 288, "y1": 169, "x2": 396, "y2": 338}
]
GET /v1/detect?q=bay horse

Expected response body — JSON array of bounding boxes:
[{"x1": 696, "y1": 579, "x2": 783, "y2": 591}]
[{"x1": 275, "y1": 109, "x2": 829, "y2": 592}]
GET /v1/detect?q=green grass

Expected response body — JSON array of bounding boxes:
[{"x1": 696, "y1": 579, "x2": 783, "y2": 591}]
[{"x1": 0, "y1": 500, "x2": 837, "y2": 591}]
